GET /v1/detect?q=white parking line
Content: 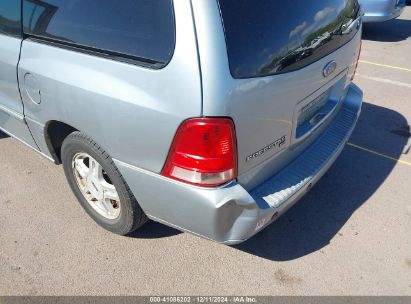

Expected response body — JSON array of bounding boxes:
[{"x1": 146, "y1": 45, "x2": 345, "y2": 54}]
[{"x1": 356, "y1": 74, "x2": 411, "y2": 89}]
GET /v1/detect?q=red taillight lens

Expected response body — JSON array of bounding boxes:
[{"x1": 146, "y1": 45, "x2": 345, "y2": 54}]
[
  {"x1": 162, "y1": 118, "x2": 237, "y2": 187},
  {"x1": 351, "y1": 41, "x2": 362, "y2": 81}
]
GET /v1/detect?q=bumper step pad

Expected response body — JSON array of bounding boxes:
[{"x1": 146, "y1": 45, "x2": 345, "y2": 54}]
[{"x1": 251, "y1": 107, "x2": 358, "y2": 209}]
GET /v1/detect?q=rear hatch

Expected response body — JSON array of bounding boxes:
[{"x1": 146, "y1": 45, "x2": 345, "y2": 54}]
[{"x1": 213, "y1": 0, "x2": 362, "y2": 189}]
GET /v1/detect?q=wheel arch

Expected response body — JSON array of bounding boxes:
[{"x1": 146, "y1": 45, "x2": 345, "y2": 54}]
[{"x1": 44, "y1": 120, "x2": 78, "y2": 164}]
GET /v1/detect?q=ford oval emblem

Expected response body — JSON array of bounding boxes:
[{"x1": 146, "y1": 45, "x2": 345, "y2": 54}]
[{"x1": 323, "y1": 61, "x2": 337, "y2": 78}]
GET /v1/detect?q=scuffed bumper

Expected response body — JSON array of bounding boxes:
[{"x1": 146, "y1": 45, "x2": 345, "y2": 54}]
[{"x1": 114, "y1": 84, "x2": 363, "y2": 245}]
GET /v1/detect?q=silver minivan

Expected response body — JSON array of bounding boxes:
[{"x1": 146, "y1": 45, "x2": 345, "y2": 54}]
[
  {"x1": 359, "y1": 0, "x2": 406, "y2": 22},
  {"x1": 0, "y1": 0, "x2": 363, "y2": 244}
]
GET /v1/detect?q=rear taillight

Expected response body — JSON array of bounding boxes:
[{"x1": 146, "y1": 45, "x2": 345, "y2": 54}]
[
  {"x1": 351, "y1": 41, "x2": 362, "y2": 80},
  {"x1": 162, "y1": 118, "x2": 237, "y2": 187}
]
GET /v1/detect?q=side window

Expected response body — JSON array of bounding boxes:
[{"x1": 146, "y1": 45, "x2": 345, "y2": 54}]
[
  {"x1": 22, "y1": 0, "x2": 176, "y2": 68},
  {"x1": 0, "y1": 0, "x2": 21, "y2": 37}
]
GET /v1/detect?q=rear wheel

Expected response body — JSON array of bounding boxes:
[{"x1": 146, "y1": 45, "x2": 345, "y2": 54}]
[{"x1": 61, "y1": 131, "x2": 147, "y2": 235}]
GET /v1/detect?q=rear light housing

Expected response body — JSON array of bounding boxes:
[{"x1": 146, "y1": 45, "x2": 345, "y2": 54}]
[
  {"x1": 162, "y1": 117, "x2": 237, "y2": 187},
  {"x1": 351, "y1": 41, "x2": 362, "y2": 81}
]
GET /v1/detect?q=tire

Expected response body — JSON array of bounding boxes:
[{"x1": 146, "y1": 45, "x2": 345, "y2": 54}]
[{"x1": 61, "y1": 131, "x2": 147, "y2": 235}]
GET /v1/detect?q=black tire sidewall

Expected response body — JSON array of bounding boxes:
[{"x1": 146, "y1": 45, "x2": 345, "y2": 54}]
[{"x1": 61, "y1": 132, "x2": 146, "y2": 235}]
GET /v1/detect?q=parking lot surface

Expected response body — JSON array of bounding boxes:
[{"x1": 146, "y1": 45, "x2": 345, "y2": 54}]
[{"x1": 1, "y1": 7, "x2": 410, "y2": 296}]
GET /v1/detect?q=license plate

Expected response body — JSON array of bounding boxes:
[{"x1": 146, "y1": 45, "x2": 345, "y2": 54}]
[{"x1": 297, "y1": 91, "x2": 329, "y2": 127}]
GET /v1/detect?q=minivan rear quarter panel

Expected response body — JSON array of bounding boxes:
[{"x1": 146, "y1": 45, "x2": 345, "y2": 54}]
[{"x1": 18, "y1": 0, "x2": 202, "y2": 173}]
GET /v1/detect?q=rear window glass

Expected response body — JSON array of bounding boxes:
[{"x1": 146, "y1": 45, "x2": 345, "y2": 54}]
[
  {"x1": 0, "y1": 0, "x2": 21, "y2": 37},
  {"x1": 218, "y1": 0, "x2": 360, "y2": 78},
  {"x1": 23, "y1": 0, "x2": 175, "y2": 67}
]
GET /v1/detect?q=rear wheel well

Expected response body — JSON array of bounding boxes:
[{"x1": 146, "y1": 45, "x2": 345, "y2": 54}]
[{"x1": 45, "y1": 121, "x2": 78, "y2": 164}]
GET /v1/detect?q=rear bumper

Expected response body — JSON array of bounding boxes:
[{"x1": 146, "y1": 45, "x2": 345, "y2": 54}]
[
  {"x1": 362, "y1": 0, "x2": 406, "y2": 23},
  {"x1": 114, "y1": 84, "x2": 363, "y2": 245}
]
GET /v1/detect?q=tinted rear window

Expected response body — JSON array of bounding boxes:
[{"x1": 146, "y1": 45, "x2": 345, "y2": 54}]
[
  {"x1": 23, "y1": 0, "x2": 175, "y2": 67},
  {"x1": 0, "y1": 0, "x2": 21, "y2": 37},
  {"x1": 218, "y1": 0, "x2": 360, "y2": 78}
]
